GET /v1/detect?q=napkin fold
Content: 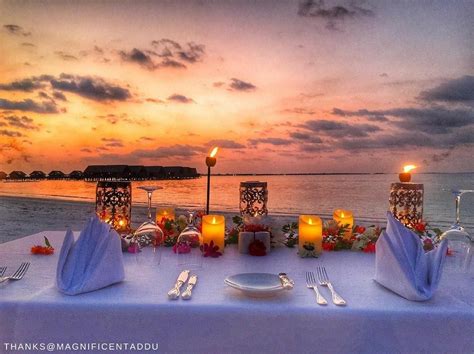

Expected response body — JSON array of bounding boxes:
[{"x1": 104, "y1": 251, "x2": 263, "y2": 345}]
[
  {"x1": 56, "y1": 216, "x2": 125, "y2": 295},
  {"x1": 375, "y1": 212, "x2": 447, "y2": 301}
]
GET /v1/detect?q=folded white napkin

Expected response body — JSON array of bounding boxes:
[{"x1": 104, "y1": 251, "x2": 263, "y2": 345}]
[
  {"x1": 375, "y1": 212, "x2": 447, "y2": 301},
  {"x1": 56, "y1": 216, "x2": 125, "y2": 295}
]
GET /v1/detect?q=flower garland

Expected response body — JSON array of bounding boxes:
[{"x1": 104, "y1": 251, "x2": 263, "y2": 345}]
[{"x1": 282, "y1": 220, "x2": 441, "y2": 253}]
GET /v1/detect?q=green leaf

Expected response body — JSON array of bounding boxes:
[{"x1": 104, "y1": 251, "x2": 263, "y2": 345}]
[{"x1": 44, "y1": 236, "x2": 52, "y2": 248}]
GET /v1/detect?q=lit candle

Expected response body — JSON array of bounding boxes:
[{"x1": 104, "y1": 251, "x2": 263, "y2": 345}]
[
  {"x1": 202, "y1": 215, "x2": 225, "y2": 253},
  {"x1": 399, "y1": 165, "x2": 416, "y2": 183},
  {"x1": 156, "y1": 207, "x2": 175, "y2": 223},
  {"x1": 333, "y1": 209, "x2": 354, "y2": 240},
  {"x1": 298, "y1": 215, "x2": 322, "y2": 256}
]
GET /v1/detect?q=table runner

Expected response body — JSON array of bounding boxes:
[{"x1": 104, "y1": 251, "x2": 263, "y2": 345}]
[{"x1": 1, "y1": 232, "x2": 473, "y2": 353}]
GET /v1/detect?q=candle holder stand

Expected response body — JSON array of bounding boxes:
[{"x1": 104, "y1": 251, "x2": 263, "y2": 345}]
[
  {"x1": 389, "y1": 182, "x2": 424, "y2": 228},
  {"x1": 239, "y1": 181, "x2": 268, "y2": 217},
  {"x1": 96, "y1": 181, "x2": 132, "y2": 233}
]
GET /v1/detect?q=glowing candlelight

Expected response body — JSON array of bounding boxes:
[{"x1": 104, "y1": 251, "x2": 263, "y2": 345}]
[
  {"x1": 333, "y1": 209, "x2": 354, "y2": 239},
  {"x1": 399, "y1": 164, "x2": 417, "y2": 182},
  {"x1": 156, "y1": 207, "x2": 175, "y2": 223},
  {"x1": 202, "y1": 214, "x2": 225, "y2": 252},
  {"x1": 298, "y1": 215, "x2": 322, "y2": 256}
]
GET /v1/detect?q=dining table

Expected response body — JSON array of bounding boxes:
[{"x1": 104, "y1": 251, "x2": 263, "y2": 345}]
[{"x1": 1, "y1": 231, "x2": 473, "y2": 354}]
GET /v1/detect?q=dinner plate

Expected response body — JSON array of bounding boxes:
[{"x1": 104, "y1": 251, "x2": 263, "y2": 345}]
[{"x1": 224, "y1": 273, "x2": 286, "y2": 297}]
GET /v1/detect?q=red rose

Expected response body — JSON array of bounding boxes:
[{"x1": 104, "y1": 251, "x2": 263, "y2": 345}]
[
  {"x1": 414, "y1": 223, "x2": 426, "y2": 233},
  {"x1": 248, "y1": 240, "x2": 267, "y2": 256},
  {"x1": 322, "y1": 242, "x2": 335, "y2": 251},
  {"x1": 363, "y1": 243, "x2": 376, "y2": 253},
  {"x1": 355, "y1": 226, "x2": 366, "y2": 234}
]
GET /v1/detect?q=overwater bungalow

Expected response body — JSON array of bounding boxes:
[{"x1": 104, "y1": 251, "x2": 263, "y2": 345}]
[
  {"x1": 30, "y1": 170, "x2": 47, "y2": 180},
  {"x1": 83, "y1": 165, "x2": 129, "y2": 181},
  {"x1": 68, "y1": 170, "x2": 84, "y2": 180},
  {"x1": 127, "y1": 166, "x2": 148, "y2": 180},
  {"x1": 48, "y1": 170, "x2": 66, "y2": 180},
  {"x1": 0, "y1": 171, "x2": 6, "y2": 180},
  {"x1": 163, "y1": 166, "x2": 198, "y2": 179},
  {"x1": 8, "y1": 171, "x2": 27, "y2": 180},
  {"x1": 145, "y1": 166, "x2": 165, "y2": 180}
]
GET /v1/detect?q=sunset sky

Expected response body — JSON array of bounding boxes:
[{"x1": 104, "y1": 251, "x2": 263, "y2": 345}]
[{"x1": 0, "y1": 0, "x2": 473, "y2": 174}]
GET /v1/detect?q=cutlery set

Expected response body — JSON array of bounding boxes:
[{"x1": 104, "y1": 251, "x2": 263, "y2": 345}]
[
  {"x1": 306, "y1": 266, "x2": 346, "y2": 306},
  {"x1": 1, "y1": 262, "x2": 344, "y2": 307},
  {"x1": 0, "y1": 262, "x2": 30, "y2": 284},
  {"x1": 167, "y1": 270, "x2": 198, "y2": 300}
]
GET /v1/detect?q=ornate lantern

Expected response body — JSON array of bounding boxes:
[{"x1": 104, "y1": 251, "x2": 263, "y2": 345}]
[
  {"x1": 239, "y1": 181, "x2": 268, "y2": 217},
  {"x1": 96, "y1": 181, "x2": 132, "y2": 233},
  {"x1": 389, "y1": 182, "x2": 424, "y2": 228}
]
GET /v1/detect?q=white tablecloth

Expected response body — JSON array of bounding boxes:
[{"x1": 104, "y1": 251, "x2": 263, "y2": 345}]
[{"x1": 1, "y1": 231, "x2": 473, "y2": 353}]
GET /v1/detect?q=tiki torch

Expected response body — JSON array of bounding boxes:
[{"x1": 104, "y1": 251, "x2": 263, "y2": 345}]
[{"x1": 205, "y1": 147, "x2": 218, "y2": 214}]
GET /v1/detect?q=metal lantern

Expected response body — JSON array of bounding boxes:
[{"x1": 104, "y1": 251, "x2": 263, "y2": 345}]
[
  {"x1": 389, "y1": 182, "x2": 424, "y2": 228},
  {"x1": 96, "y1": 181, "x2": 132, "y2": 233},
  {"x1": 239, "y1": 181, "x2": 268, "y2": 217}
]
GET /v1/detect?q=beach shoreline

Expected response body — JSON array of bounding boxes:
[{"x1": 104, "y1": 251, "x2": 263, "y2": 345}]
[{"x1": 0, "y1": 195, "x2": 296, "y2": 245}]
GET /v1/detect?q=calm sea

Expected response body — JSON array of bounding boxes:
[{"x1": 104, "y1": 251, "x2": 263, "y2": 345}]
[{"x1": 1, "y1": 173, "x2": 473, "y2": 231}]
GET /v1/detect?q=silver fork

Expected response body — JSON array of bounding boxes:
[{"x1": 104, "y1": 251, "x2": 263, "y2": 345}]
[
  {"x1": 305, "y1": 271, "x2": 327, "y2": 305},
  {"x1": 317, "y1": 266, "x2": 346, "y2": 306},
  {"x1": 0, "y1": 267, "x2": 6, "y2": 277},
  {"x1": 0, "y1": 262, "x2": 30, "y2": 284}
]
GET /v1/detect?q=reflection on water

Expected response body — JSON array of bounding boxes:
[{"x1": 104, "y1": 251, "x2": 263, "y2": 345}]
[{"x1": 1, "y1": 173, "x2": 473, "y2": 229}]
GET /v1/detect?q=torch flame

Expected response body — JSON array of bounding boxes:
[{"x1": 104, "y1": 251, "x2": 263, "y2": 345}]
[
  {"x1": 210, "y1": 147, "x2": 218, "y2": 158},
  {"x1": 403, "y1": 165, "x2": 416, "y2": 173}
]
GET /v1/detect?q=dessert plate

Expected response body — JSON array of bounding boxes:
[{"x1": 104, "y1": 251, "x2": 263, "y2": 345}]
[{"x1": 224, "y1": 273, "x2": 286, "y2": 297}]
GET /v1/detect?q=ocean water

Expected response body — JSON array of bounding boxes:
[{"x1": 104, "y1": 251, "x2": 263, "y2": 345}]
[{"x1": 1, "y1": 173, "x2": 473, "y2": 231}]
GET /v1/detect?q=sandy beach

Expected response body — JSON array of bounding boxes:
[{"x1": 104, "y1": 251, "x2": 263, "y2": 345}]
[{"x1": 0, "y1": 196, "x2": 300, "y2": 245}]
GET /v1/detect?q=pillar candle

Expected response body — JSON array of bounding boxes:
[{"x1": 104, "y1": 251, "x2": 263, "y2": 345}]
[
  {"x1": 298, "y1": 215, "x2": 322, "y2": 256},
  {"x1": 255, "y1": 231, "x2": 271, "y2": 253},
  {"x1": 333, "y1": 209, "x2": 354, "y2": 240},
  {"x1": 156, "y1": 207, "x2": 175, "y2": 223},
  {"x1": 202, "y1": 215, "x2": 225, "y2": 253},
  {"x1": 238, "y1": 232, "x2": 254, "y2": 254}
]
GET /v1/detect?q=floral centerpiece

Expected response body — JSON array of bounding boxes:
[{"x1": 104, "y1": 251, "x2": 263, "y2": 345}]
[
  {"x1": 228, "y1": 215, "x2": 272, "y2": 256},
  {"x1": 282, "y1": 219, "x2": 442, "y2": 253}
]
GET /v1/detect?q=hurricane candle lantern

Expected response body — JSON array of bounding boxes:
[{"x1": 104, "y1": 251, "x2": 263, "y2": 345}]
[
  {"x1": 205, "y1": 147, "x2": 218, "y2": 215},
  {"x1": 156, "y1": 207, "x2": 175, "y2": 223},
  {"x1": 239, "y1": 181, "x2": 268, "y2": 217},
  {"x1": 202, "y1": 215, "x2": 225, "y2": 253},
  {"x1": 333, "y1": 209, "x2": 354, "y2": 240},
  {"x1": 389, "y1": 165, "x2": 424, "y2": 228},
  {"x1": 298, "y1": 215, "x2": 322, "y2": 258},
  {"x1": 96, "y1": 181, "x2": 132, "y2": 233}
]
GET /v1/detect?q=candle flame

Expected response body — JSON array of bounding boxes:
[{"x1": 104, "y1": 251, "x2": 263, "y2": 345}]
[
  {"x1": 340, "y1": 212, "x2": 345, "y2": 218},
  {"x1": 210, "y1": 146, "x2": 218, "y2": 158},
  {"x1": 308, "y1": 218, "x2": 313, "y2": 225},
  {"x1": 118, "y1": 220, "x2": 124, "y2": 226},
  {"x1": 212, "y1": 216, "x2": 216, "y2": 224},
  {"x1": 403, "y1": 165, "x2": 416, "y2": 173}
]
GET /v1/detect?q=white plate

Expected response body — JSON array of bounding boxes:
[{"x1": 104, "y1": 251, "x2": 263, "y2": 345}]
[{"x1": 224, "y1": 273, "x2": 285, "y2": 297}]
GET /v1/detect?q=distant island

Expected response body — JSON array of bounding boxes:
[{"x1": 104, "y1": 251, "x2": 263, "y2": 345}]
[{"x1": 0, "y1": 165, "x2": 199, "y2": 181}]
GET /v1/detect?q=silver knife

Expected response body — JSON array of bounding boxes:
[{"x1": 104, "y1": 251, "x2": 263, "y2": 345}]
[
  {"x1": 167, "y1": 270, "x2": 190, "y2": 300},
  {"x1": 181, "y1": 275, "x2": 198, "y2": 300}
]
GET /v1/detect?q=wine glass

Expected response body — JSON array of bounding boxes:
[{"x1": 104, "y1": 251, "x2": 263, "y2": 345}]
[
  {"x1": 134, "y1": 186, "x2": 164, "y2": 252},
  {"x1": 440, "y1": 189, "x2": 474, "y2": 273},
  {"x1": 175, "y1": 211, "x2": 203, "y2": 269}
]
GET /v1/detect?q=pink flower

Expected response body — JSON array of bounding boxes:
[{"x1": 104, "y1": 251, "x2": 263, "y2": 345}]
[
  {"x1": 173, "y1": 242, "x2": 191, "y2": 254},
  {"x1": 128, "y1": 243, "x2": 140, "y2": 253}
]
